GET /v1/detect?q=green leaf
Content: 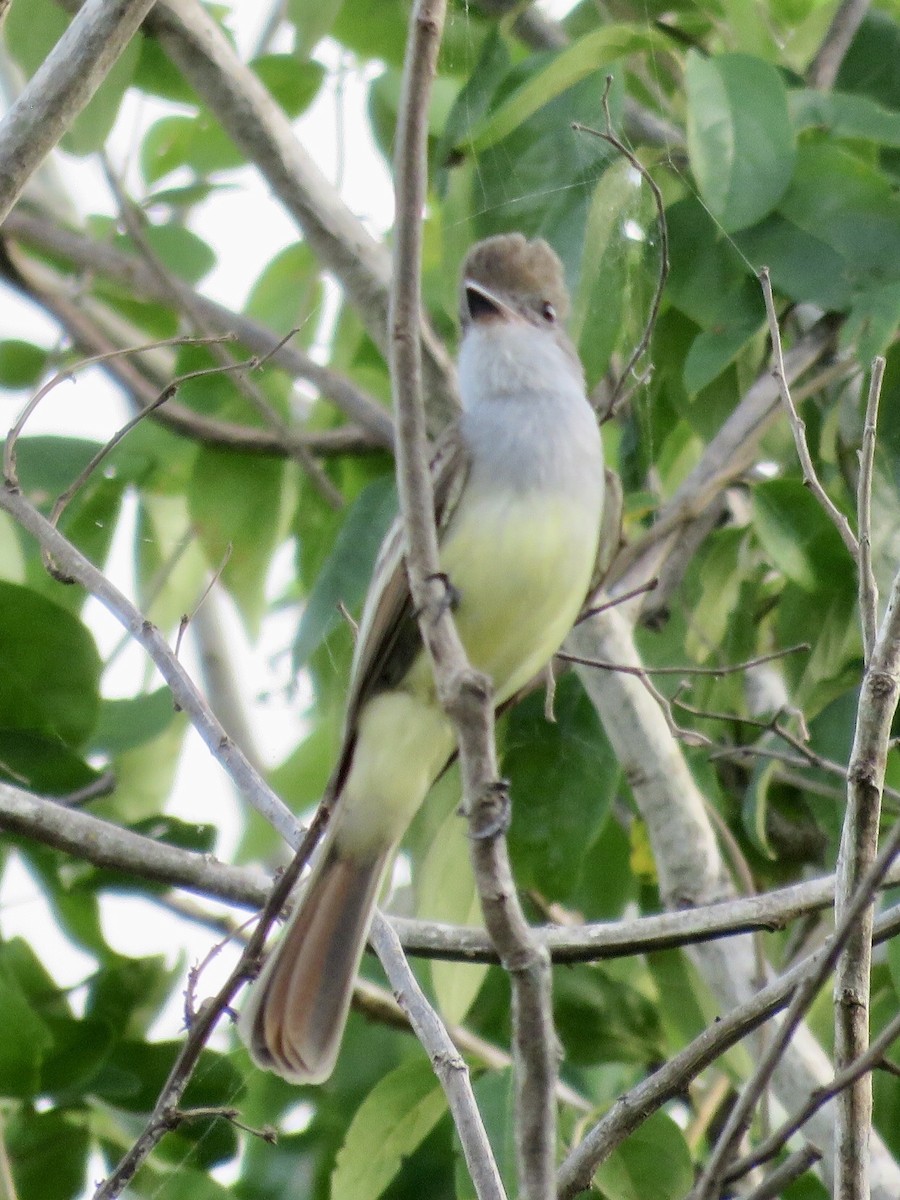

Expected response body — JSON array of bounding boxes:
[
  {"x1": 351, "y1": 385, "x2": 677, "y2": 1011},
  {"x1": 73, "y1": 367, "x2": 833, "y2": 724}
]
[
  {"x1": 331, "y1": 1059, "x2": 447, "y2": 1200},
  {"x1": 12, "y1": 437, "x2": 104, "y2": 498},
  {"x1": 739, "y1": 141, "x2": 900, "y2": 310},
  {"x1": 419, "y1": 795, "x2": 487, "y2": 1025},
  {"x1": 593, "y1": 1110, "x2": 693, "y2": 1199},
  {"x1": 0, "y1": 944, "x2": 54, "y2": 1098},
  {"x1": 466, "y1": 26, "x2": 669, "y2": 153},
  {"x1": 6, "y1": 1109, "x2": 89, "y2": 1200},
  {"x1": 245, "y1": 241, "x2": 323, "y2": 337},
  {"x1": 0, "y1": 582, "x2": 101, "y2": 745},
  {"x1": 189, "y1": 448, "x2": 287, "y2": 635},
  {"x1": 742, "y1": 745, "x2": 779, "y2": 859},
  {"x1": 64, "y1": 34, "x2": 141, "y2": 156},
  {"x1": 252, "y1": 55, "x2": 325, "y2": 117},
  {"x1": 287, "y1": 0, "x2": 345, "y2": 56},
  {"x1": 572, "y1": 160, "x2": 636, "y2": 386},
  {"x1": 555, "y1": 963, "x2": 665, "y2": 1065},
  {"x1": 842, "y1": 281, "x2": 900, "y2": 363},
  {"x1": 0, "y1": 340, "x2": 48, "y2": 387},
  {"x1": 89, "y1": 689, "x2": 176, "y2": 756},
  {"x1": 682, "y1": 281, "x2": 765, "y2": 393},
  {"x1": 293, "y1": 475, "x2": 397, "y2": 667},
  {"x1": 752, "y1": 478, "x2": 854, "y2": 592},
  {"x1": 686, "y1": 51, "x2": 795, "y2": 232},
  {"x1": 0, "y1": 731, "x2": 102, "y2": 796},
  {"x1": 790, "y1": 88, "x2": 900, "y2": 148},
  {"x1": 39, "y1": 1015, "x2": 114, "y2": 1098},
  {"x1": 504, "y1": 675, "x2": 616, "y2": 902},
  {"x1": 141, "y1": 223, "x2": 216, "y2": 285},
  {"x1": 140, "y1": 113, "x2": 244, "y2": 184}
]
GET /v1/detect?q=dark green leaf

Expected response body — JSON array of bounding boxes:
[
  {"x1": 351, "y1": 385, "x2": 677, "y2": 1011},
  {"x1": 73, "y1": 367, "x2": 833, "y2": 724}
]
[
  {"x1": 89, "y1": 689, "x2": 176, "y2": 755},
  {"x1": 0, "y1": 340, "x2": 48, "y2": 387},
  {"x1": 752, "y1": 478, "x2": 854, "y2": 592},
  {"x1": 0, "y1": 582, "x2": 101, "y2": 745},
  {"x1": 6, "y1": 1109, "x2": 89, "y2": 1200},
  {"x1": 504, "y1": 677, "x2": 617, "y2": 902},
  {"x1": 293, "y1": 475, "x2": 397, "y2": 668},
  {"x1": 0, "y1": 944, "x2": 53, "y2": 1098}
]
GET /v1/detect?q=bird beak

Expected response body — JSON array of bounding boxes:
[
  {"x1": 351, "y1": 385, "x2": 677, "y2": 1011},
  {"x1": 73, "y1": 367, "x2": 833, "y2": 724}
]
[{"x1": 464, "y1": 279, "x2": 521, "y2": 324}]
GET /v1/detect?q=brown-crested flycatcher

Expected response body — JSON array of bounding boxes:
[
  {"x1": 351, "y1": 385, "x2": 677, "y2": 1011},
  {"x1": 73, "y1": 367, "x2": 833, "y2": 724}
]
[{"x1": 240, "y1": 232, "x2": 605, "y2": 1082}]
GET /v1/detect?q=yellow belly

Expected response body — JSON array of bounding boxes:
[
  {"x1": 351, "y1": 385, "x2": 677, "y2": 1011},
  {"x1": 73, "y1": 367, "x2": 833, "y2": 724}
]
[
  {"x1": 336, "y1": 486, "x2": 599, "y2": 856},
  {"x1": 426, "y1": 487, "x2": 599, "y2": 702}
]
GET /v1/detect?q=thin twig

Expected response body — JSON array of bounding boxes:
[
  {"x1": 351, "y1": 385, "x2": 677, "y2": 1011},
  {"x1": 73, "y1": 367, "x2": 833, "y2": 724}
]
[
  {"x1": 573, "y1": 75, "x2": 670, "y2": 420},
  {"x1": 92, "y1": 810, "x2": 327, "y2": 1198},
  {"x1": 369, "y1": 916, "x2": 507, "y2": 1200},
  {"x1": 759, "y1": 267, "x2": 858, "y2": 558},
  {"x1": 740, "y1": 1145, "x2": 823, "y2": 1200},
  {"x1": 556, "y1": 902, "x2": 900, "y2": 1199},
  {"x1": 691, "y1": 807, "x2": 900, "y2": 1198},
  {"x1": 857, "y1": 356, "x2": 885, "y2": 660},
  {"x1": 558, "y1": 642, "x2": 808, "y2": 679},
  {"x1": 726, "y1": 1010, "x2": 900, "y2": 1185},
  {"x1": 102, "y1": 160, "x2": 345, "y2": 508},
  {"x1": 3, "y1": 334, "x2": 234, "y2": 487}
]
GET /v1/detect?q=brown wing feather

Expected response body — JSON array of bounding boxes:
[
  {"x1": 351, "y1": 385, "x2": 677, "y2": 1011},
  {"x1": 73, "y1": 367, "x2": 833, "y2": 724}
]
[{"x1": 324, "y1": 427, "x2": 470, "y2": 800}]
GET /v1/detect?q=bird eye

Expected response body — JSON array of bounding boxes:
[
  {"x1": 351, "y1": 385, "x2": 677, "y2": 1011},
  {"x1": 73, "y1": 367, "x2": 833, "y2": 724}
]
[{"x1": 541, "y1": 301, "x2": 556, "y2": 323}]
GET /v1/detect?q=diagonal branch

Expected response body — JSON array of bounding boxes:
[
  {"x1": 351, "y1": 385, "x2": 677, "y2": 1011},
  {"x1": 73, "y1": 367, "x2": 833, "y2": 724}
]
[
  {"x1": 0, "y1": 0, "x2": 155, "y2": 222},
  {"x1": 2, "y1": 209, "x2": 395, "y2": 447},
  {"x1": 0, "y1": 484, "x2": 298, "y2": 843},
  {"x1": 142, "y1": 0, "x2": 459, "y2": 427},
  {"x1": 4, "y1": 779, "x2": 900, "y2": 966}
]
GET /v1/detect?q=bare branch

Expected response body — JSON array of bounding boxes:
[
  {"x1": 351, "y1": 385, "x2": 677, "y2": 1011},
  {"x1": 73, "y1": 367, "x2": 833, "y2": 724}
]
[
  {"x1": 143, "y1": 0, "x2": 459, "y2": 427},
  {"x1": 693, "y1": 814, "x2": 900, "y2": 1198},
  {"x1": 6, "y1": 780, "x2": 900, "y2": 966},
  {"x1": 556, "y1": 903, "x2": 900, "y2": 1199},
  {"x1": 368, "y1": 916, "x2": 508, "y2": 1200},
  {"x1": 727, "y1": 1010, "x2": 900, "y2": 1186},
  {"x1": 858, "y1": 357, "x2": 886, "y2": 659},
  {"x1": 807, "y1": 0, "x2": 871, "y2": 89},
  {"x1": 0, "y1": 0, "x2": 155, "y2": 222},
  {"x1": 93, "y1": 809, "x2": 326, "y2": 1199},
  {"x1": 833, "y1": 550, "x2": 900, "y2": 1199},
  {"x1": 760, "y1": 267, "x2": 858, "y2": 558},
  {"x1": 3, "y1": 208, "x2": 395, "y2": 447},
  {"x1": 391, "y1": 6, "x2": 557, "y2": 1196}
]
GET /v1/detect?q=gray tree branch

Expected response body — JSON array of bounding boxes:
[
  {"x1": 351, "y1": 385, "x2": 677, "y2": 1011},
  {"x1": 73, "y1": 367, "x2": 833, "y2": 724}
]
[{"x1": 0, "y1": 0, "x2": 155, "y2": 223}]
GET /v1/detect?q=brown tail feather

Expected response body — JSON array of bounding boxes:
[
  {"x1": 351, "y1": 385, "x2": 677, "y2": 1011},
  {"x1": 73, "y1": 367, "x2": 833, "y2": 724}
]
[{"x1": 241, "y1": 840, "x2": 389, "y2": 1083}]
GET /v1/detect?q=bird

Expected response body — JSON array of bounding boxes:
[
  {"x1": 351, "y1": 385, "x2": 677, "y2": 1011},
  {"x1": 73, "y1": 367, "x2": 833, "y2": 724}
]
[{"x1": 239, "y1": 232, "x2": 606, "y2": 1083}]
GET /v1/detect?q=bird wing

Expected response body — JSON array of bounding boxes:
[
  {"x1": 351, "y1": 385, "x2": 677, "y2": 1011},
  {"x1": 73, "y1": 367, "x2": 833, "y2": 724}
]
[{"x1": 325, "y1": 426, "x2": 471, "y2": 799}]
